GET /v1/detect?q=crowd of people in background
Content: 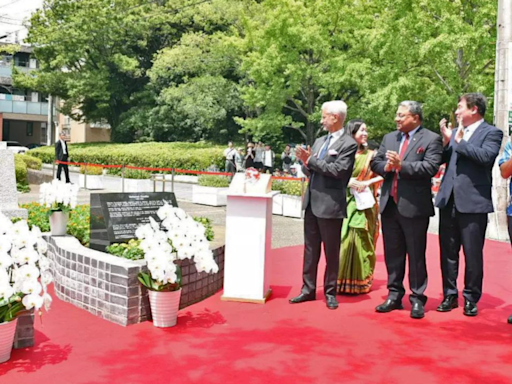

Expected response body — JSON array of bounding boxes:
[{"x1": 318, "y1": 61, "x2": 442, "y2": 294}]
[{"x1": 223, "y1": 141, "x2": 306, "y2": 178}]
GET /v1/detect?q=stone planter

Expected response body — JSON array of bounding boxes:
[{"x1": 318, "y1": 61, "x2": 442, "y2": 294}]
[
  {"x1": 49, "y1": 211, "x2": 69, "y2": 236},
  {"x1": 192, "y1": 185, "x2": 228, "y2": 206},
  {"x1": 148, "y1": 289, "x2": 182, "y2": 328},
  {"x1": 122, "y1": 178, "x2": 153, "y2": 193},
  {"x1": 78, "y1": 174, "x2": 104, "y2": 190},
  {"x1": 0, "y1": 319, "x2": 18, "y2": 364},
  {"x1": 282, "y1": 194, "x2": 303, "y2": 218},
  {"x1": 272, "y1": 193, "x2": 283, "y2": 215}
]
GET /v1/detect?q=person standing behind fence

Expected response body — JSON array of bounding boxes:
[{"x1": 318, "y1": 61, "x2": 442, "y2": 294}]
[
  {"x1": 223, "y1": 141, "x2": 236, "y2": 173},
  {"x1": 262, "y1": 144, "x2": 275, "y2": 174},
  {"x1": 55, "y1": 131, "x2": 71, "y2": 183},
  {"x1": 254, "y1": 142, "x2": 264, "y2": 170},
  {"x1": 235, "y1": 148, "x2": 244, "y2": 172},
  {"x1": 245, "y1": 142, "x2": 255, "y2": 169},
  {"x1": 282, "y1": 145, "x2": 295, "y2": 173}
]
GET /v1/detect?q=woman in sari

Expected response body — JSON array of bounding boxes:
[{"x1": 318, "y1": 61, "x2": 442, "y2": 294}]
[{"x1": 338, "y1": 119, "x2": 383, "y2": 294}]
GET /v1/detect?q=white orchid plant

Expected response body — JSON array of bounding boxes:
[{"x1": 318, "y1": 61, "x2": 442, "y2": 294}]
[
  {"x1": 40, "y1": 179, "x2": 79, "y2": 214},
  {"x1": 0, "y1": 213, "x2": 53, "y2": 323},
  {"x1": 136, "y1": 203, "x2": 219, "y2": 292}
]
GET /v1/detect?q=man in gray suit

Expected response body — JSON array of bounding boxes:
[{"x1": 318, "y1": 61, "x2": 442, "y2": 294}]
[
  {"x1": 290, "y1": 100, "x2": 357, "y2": 310},
  {"x1": 371, "y1": 101, "x2": 443, "y2": 319}
]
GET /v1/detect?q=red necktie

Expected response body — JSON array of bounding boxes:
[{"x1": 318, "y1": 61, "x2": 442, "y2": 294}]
[{"x1": 392, "y1": 133, "x2": 409, "y2": 204}]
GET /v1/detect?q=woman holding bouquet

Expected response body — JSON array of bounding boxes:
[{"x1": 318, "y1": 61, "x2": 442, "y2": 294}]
[{"x1": 337, "y1": 119, "x2": 383, "y2": 294}]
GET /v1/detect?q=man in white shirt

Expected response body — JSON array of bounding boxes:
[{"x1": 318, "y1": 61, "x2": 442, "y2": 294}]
[
  {"x1": 223, "y1": 141, "x2": 236, "y2": 173},
  {"x1": 55, "y1": 131, "x2": 70, "y2": 183},
  {"x1": 262, "y1": 145, "x2": 275, "y2": 173},
  {"x1": 435, "y1": 93, "x2": 503, "y2": 317}
]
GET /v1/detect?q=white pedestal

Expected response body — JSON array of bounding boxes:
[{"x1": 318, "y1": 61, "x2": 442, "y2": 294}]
[{"x1": 222, "y1": 191, "x2": 278, "y2": 303}]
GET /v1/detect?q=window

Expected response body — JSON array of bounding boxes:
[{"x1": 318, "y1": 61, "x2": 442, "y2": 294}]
[
  {"x1": 2, "y1": 120, "x2": 9, "y2": 140},
  {"x1": 26, "y1": 122, "x2": 33, "y2": 137}
]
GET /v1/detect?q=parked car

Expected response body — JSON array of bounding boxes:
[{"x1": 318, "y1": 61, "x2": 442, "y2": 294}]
[
  {"x1": 4, "y1": 141, "x2": 29, "y2": 154},
  {"x1": 26, "y1": 143, "x2": 46, "y2": 150}
]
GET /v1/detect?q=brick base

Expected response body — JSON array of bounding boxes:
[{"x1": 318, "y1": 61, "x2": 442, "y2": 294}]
[{"x1": 46, "y1": 236, "x2": 225, "y2": 326}]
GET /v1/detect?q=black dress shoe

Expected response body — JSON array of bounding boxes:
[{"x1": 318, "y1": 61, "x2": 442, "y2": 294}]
[
  {"x1": 326, "y1": 296, "x2": 339, "y2": 310},
  {"x1": 289, "y1": 293, "x2": 315, "y2": 304},
  {"x1": 375, "y1": 299, "x2": 403, "y2": 313},
  {"x1": 437, "y1": 295, "x2": 458, "y2": 312},
  {"x1": 508, "y1": 315, "x2": 512, "y2": 324},
  {"x1": 463, "y1": 300, "x2": 478, "y2": 317},
  {"x1": 410, "y1": 302, "x2": 425, "y2": 319}
]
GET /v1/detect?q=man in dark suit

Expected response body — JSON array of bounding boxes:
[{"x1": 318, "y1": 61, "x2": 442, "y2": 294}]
[
  {"x1": 290, "y1": 100, "x2": 357, "y2": 310},
  {"x1": 55, "y1": 131, "x2": 71, "y2": 183},
  {"x1": 435, "y1": 93, "x2": 503, "y2": 317},
  {"x1": 371, "y1": 101, "x2": 443, "y2": 319}
]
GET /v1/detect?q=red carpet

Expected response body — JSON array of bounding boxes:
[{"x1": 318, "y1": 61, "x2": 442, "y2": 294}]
[{"x1": 2, "y1": 234, "x2": 512, "y2": 384}]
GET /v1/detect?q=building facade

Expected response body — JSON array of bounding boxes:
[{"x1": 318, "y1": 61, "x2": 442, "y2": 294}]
[{"x1": 0, "y1": 44, "x2": 51, "y2": 146}]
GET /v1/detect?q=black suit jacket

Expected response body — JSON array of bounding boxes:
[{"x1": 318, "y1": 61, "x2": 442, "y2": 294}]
[
  {"x1": 371, "y1": 126, "x2": 443, "y2": 218},
  {"x1": 302, "y1": 132, "x2": 358, "y2": 219},
  {"x1": 55, "y1": 140, "x2": 68, "y2": 161},
  {"x1": 435, "y1": 121, "x2": 503, "y2": 213}
]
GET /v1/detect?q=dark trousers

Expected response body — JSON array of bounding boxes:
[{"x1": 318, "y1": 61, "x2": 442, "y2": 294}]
[
  {"x1": 57, "y1": 155, "x2": 70, "y2": 183},
  {"x1": 263, "y1": 166, "x2": 273, "y2": 174},
  {"x1": 508, "y1": 216, "x2": 512, "y2": 248},
  {"x1": 439, "y1": 197, "x2": 488, "y2": 303},
  {"x1": 301, "y1": 206, "x2": 343, "y2": 298},
  {"x1": 381, "y1": 199, "x2": 429, "y2": 305}
]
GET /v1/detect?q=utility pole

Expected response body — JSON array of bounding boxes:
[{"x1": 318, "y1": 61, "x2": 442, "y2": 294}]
[
  {"x1": 46, "y1": 94, "x2": 54, "y2": 146},
  {"x1": 492, "y1": 0, "x2": 512, "y2": 241}
]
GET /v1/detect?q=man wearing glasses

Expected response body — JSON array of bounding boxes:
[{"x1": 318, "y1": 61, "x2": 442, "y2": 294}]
[{"x1": 371, "y1": 101, "x2": 443, "y2": 319}]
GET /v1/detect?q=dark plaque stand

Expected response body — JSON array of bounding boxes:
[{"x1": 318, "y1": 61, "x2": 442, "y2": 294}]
[{"x1": 90, "y1": 192, "x2": 178, "y2": 252}]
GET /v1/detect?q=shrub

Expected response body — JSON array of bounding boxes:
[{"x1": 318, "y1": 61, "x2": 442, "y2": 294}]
[
  {"x1": 19, "y1": 203, "x2": 90, "y2": 246},
  {"x1": 198, "y1": 175, "x2": 230, "y2": 188},
  {"x1": 28, "y1": 142, "x2": 226, "y2": 171},
  {"x1": 80, "y1": 165, "x2": 103, "y2": 175},
  {"x1": 123, "y1": 168, "x2": 151, "y2": 179},
  {"x1": 19, "y1": 154, "x2": 42, "y2": 170},
  {"x1": 271, "y1": 180, "x2": 305, "y2": 196},
  {"x1": 17, "y1": 183, "x2": 30, "y2": 193},
  {"x1": 14, "y1": 154, "x2": 28, "y2": 185}
]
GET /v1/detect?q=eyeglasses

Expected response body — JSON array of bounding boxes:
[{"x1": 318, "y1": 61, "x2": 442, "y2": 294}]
[{"x1": 395, "y1": 113, "x2": 414, "y2": 119}]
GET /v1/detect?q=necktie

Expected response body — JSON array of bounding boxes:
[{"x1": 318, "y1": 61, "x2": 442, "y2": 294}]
[
  {"x1": 318, "y1": 134, "x2": 332, "y2": 160},
  {"x1": 392, "y1": 133, "x2": 409, "y2": 204}
]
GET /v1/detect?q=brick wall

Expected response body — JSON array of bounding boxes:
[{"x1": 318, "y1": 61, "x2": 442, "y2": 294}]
[{"x1": 46, "y1": 236, "x2": 225, "y2": 326}]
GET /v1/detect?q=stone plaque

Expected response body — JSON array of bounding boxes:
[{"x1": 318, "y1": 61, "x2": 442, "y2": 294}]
[{"x1": 90, "y1": 192, "x2": 178, "y2": 252}]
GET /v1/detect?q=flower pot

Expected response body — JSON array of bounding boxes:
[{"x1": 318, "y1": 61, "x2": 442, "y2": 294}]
[
  {"x1": 49, "y1": 211, "x2": 69, "y2": 236},
  {"x1": 282, "y1": 194, "x2": 303, "y2": 218},
  {"x1": 192, "y1": 185, "x2": 228, "y2": 206},
  {"x1": 148, "y1": 289, "x2": 182, "y2": 327},
  {"x1": 0, "y1": 318, "x2": 18, "y2": 363}
]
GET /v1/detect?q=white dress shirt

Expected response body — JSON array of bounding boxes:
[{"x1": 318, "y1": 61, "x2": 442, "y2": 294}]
[
  {"x1": 462, "y1": 119, "x2": 484, "y2": 141},
  {"x1": 398, "y1": 125, "x2": 421, "y2": 153},
  {"x1": 60, "y1": 139, "x2": 67, "y2": 155},
  {"x1": 317, "y1": 128, "x2": 345, "y2": 154}
]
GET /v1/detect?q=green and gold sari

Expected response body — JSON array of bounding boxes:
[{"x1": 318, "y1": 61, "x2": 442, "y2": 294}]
[{"x1": 337, "y1": 149, "x2": 380, "y2": 294}]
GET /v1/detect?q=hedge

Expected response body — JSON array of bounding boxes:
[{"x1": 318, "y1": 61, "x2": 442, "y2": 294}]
[
  {"x1": 28, "y1": 142, "x2": 226, "y2": 172},
  {"x1": 14, "y1": 154, "x2": 28, "y2": 185},
  {"x1": 198, "y1": 175, "x2": 230, "y2": 188},
  {"x1": 19, "y1": 154, "x2": 42, "y2": 170},
  {"x1": 272, "y1": 179, "x2": 305, "y2": 196}
]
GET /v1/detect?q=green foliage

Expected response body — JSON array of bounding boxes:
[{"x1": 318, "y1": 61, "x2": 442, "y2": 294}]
[
  {"x1": 193, "y1": 217, "x2": 215, "y2": 241},
  {"x1": 17, "y1": 184, "x2": 31, "y2": 193},
  {"x1": 138, "y1": 269, "x2": 181, "y2": 292},
  {"x1": 198, "y1": 175, "x2": 230, "y2": 188},
  {"x1": 28, "y1": 142, "x2": 225, "y2": 171},
  {"x1": 19, "y1": 154, "x2": 43, "y2": 170},
  {"x1": 123, "y1": 168, "x2": 151, "y2": 179},
  {"x1": 80, "y1": 165, "x2": 104, "y2": 175},
  {"x1": 106, "y1": 239, "x2": 144, "y2": 260},
  {"x1": 20, "y1": 203, "x2": 90, "y2": 246},
  {"x1": 14, "y1": 155, "x2": 28, "y2": 185},
  {"x1": 272, "y1": 180, "x2": 305, "y2": 196}
]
